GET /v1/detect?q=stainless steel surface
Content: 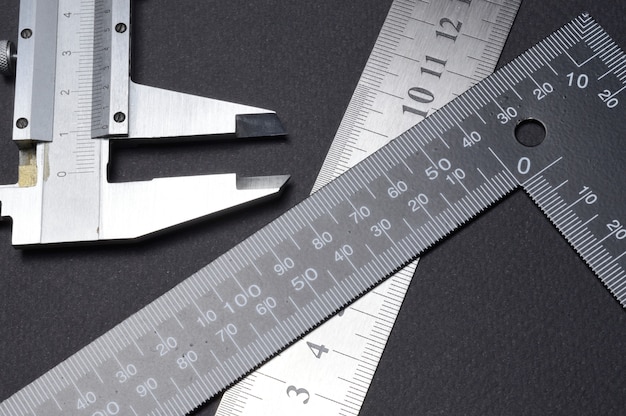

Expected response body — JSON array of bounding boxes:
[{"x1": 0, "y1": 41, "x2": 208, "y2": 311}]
[
  {"x1": 0, "y1": 0, "x2": 288, "y2": 246},
  {"x1": 12, "y1": 0, "x2": 57, "y2": 145},
  {"x1": 0, "y1": 14, "x2": 622, "y2": 416},
  {"x1": 217, "y1": 0, "x2": 521, "y2": 414},
  {"x1": 125, "y1": 82, "x2": 286, "y2": 139}
]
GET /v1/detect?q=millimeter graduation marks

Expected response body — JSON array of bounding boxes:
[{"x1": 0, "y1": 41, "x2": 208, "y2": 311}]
[{"x1": 0, "y1": 13, "x2": 624, "y2": 416}]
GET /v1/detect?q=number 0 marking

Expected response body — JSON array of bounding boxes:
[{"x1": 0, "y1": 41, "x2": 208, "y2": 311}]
[{"x1": 517, "y1": 157, "x2": 531, "y2": 175}]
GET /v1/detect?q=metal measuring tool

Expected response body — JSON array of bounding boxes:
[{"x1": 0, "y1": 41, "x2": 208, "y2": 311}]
[
  {"x1": 217, "y1": 0, "x2": 522, "y2": 414},
  {"x1": 0, "y1": 12, "x2": 623, "y2": 416},
  {"x1": 0, "y1": 0, "x2": 289, "y2": 246}
]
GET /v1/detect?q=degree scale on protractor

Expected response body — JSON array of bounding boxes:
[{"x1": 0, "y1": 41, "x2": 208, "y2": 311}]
[{"x1": 0, "y1": 2, "x2": 619, "y2": 416}]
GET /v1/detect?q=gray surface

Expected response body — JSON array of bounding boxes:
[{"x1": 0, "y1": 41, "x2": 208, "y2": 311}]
[{"x1": 0, "y1": 0, "x2": 625, "y2": 415}]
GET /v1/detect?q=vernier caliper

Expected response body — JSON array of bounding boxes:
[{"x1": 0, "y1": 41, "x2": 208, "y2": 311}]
[{"x1": 0, "y1": 0, "x2": 289, "y2": 246}]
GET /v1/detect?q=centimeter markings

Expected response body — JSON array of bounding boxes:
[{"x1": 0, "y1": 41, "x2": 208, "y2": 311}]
[
  {"x1": 217, "y1": 0, "x2": 522, "y2": 414},
  {"x1": 1, "y1": 13, "x2": 625, "y2": 416},
  {"x1": 42, "y1": 0, "x2": 109, "y2": 241},
  {"x1": 216, "y1": 267, "x2": 416, "y2": 416},
  {"x1": 56, "y1": 0, "x2": 100, "y2": 176},
  {"x1": 312, "y1": 0, "x2": 522, "y2": 190},
  {"x1": 521, "y1": 18, "x2": 626, "y2": 296}
]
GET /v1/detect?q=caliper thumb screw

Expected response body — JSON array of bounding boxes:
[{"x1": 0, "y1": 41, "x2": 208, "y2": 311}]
[{"x1": 0, "y1": 40, "x2": 17, "y2": 77}]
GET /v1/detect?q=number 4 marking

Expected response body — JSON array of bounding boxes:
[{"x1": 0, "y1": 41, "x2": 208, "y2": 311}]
[{"x1": 306, "y1": 341, "x2": 329, "y2": 359}]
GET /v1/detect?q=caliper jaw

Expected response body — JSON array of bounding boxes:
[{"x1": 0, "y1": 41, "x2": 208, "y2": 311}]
[
  {"x1": 121, "y1": 82, "x2": 286, "y2": 140},
  {"x1": 0, "y1": 0, "x2": 289, "y2": 246}
]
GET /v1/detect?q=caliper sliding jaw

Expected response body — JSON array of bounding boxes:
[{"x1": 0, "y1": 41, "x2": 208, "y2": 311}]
[{"x1": 0, "y1": 0, "x2": 289, "y2": 246}]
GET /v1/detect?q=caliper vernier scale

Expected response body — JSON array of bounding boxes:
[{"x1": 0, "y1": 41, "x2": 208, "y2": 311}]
[
  {"x1": 0, "y1": 0, "x2": 289, "y2": 246},
  {"x1": 218, "y1": 0, "x2": 521, "y2": 414},
  {"x1": 1, "y1": 12, "x2": 625, "y2": 416}
]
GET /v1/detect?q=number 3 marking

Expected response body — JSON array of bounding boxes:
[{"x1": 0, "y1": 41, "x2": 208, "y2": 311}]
[{"x1": 286, "y1": 385, "x2": 310, "y2": 404}]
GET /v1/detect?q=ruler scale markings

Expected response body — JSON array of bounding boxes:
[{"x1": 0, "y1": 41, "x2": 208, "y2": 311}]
[
  {"x1": 572, "y1": 231, "x2": 595, "y2": 249},
  {"x1": 45, "y1": 372, "x2": 64, "y2": 401},
  {"x1": 157, "y1": 298, "x2": 178, "y2": 327},
  {"x1": 552, "y1": 194, "x2": 589, "y2": 222},
  {"x1": 5, "y1": 9, "x2": 626, "y2": 416},
  {"x1": 456, "y1": 94, "x2": 475, "y2": 118},
  {"x1": 605, "y1": 251, "x2": 626, "y2": 269},
  {"x1": 26, "y1": 386, "x2": 43, "y2": 411},
  {"x1": 484, "y1": 178, "x2": 506, "y2": 203},
  {"x1": 226, "y1": 245, "x2": 248, "y2": 274},
  {"x1": 12, "y1": 393, "x2": 28, "y2": 416},
  {"x1": 203, "y1": 270, "x2": 224, "y2": 301},
  {"x1": 173, "y1": 285, "x2": 195, "y2": 315},
  {"x1": 19, "y1": 391, "x2": 37, "y2": 416},
  {"x1": 558, "y1": 212, "x2": 579, "y2": 231},
  {"x1": 537, "y1": 184, "x2": 563, "y2": 212},
  {"x1": 578, "y1": 236, "x2": 595, "y2": 254},
  {"x1": 474, "y1": 186, "x2": 492, "y2": 206},
  {"x1": 310, "y1": 190, "x2": 332, "y2": 217},
  {"x1": 544, "y1": 36, "x2": 565, "y2": 59},
  {"x1": 3, "y1": 399, "x2": 20, "y2": 416},
  {"x1": 227, "y1": 243, "x2": 251, "y2": 273},
  {"x1": 538, "y1": 182, "x2": 567, "y2": 204},
  {"x1": 268, "y1": 220, "x2": 288, "y2": 246},
  {"x1": 605, "y1": 273, "x2": 626, "y2": 294},
  {"x1": 566, "y1": 219, "x2": 599, "y2": 245},
  {"x1": 590, "y1": 250, "x2": 611, "y2": 266},
  {"x1": 562, "y1": 24, "x2": 581, "y2": 46},
  {"x1": 580, "y1": 231, "x2": 607, "y2": 253},
  {"x1": 600, "y1": 264, "x2": 620, "y2": 282},
  {"x1": 81, "y1": 349, "x2": 103, "y2": 384},
  {"x1": 600, "y1": 271, "x2": 625, "y2": 296},
  {"x1": 244, "y1": 234, "x2": 265, "y2": 262},
  {"x1": 41, "y1": 374, "x2": 62, "y2": 408},
  {"x1": 39, "y1": 381, "x2": 61, "y2": 412},
  {"x1": 564, "y1": 217, "x2": 590, "y2": 238},
  {"x1": 588, "y1": 31, "x2": 609, "y2": 51}
]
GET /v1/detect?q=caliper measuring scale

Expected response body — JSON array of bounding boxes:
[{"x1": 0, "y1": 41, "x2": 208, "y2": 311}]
[{"x1": 0, "y1": 0, "x2": 289, "y2": 246}]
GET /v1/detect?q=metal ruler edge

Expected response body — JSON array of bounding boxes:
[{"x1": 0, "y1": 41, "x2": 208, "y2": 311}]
[{"x1": 217, "y1": 0, "x2": 522, "y2": 414}]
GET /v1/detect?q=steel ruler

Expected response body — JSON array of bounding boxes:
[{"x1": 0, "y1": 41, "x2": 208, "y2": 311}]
[
  {"x1": 1, "y1": 11, "x2": 624, "y2": 416},
  {"x1": 217, "y1": 0, "x2": 521, "y2": 414}
]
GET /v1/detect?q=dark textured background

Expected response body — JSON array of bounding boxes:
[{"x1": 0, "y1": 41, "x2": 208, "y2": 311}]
[{"x1": 0, "y1": 1, "x2": 625, "y2": 415}]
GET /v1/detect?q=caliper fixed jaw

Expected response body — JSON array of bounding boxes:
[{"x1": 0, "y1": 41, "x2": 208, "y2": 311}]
[
  {"x1": 111, "y1": 82, "x2": 286, "y2": 141},
  {"x1": 0, "y1": 162, "x2": 290, "y2": 247},
  {"x1": 90, "y1": 81, "x2": 290, "y2": 244},
  {"x1": 0, "y1": 117, "x2": 290, "y2": 247},
  {"x1": 98, "y1": 173, "x2": 291, "y2": 243},
  {"x1": 0, "y1": 0, "x2": 290, "y2": 247}
]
